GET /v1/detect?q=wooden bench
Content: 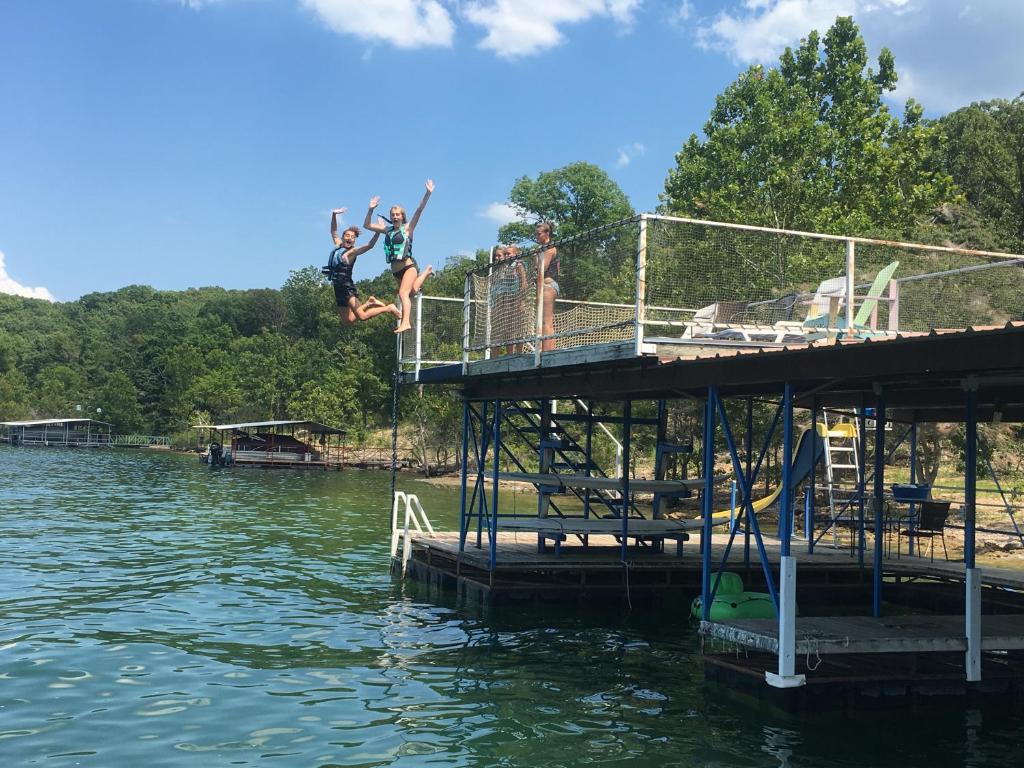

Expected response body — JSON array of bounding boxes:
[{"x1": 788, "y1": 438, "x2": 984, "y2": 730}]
[{"x1": 496, "y1": 516, "x2": 701, "y2": 556}]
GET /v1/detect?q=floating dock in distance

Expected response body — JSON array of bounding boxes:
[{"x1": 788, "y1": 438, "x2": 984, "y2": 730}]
[
  {"x1": 192, "y1": 419, "x2": 347, "y2": 469},
  {"x1": 1, "y1": 418, "x2": 114, "y2": 447},
  {"x1": 390, "y1": 213, "x2": 1024, "y2": 708}
]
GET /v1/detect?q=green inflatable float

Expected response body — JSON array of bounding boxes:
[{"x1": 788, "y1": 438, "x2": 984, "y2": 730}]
[{"x1": 689, "y1": 572, "x2": 784, "y2": 621}]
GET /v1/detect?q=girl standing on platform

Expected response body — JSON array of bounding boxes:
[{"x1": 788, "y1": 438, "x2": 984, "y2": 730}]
[
  {"x1": 363, "y1": 180, "x2": 435, "y2": 333},
  {"x1": 535, "y1": 221, "x2": 559, "y2": 352}
]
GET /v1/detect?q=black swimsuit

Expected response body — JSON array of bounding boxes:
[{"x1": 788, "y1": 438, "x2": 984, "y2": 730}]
[{"x1": 329, "y1": 246, "x2": 358, "y2": 306}]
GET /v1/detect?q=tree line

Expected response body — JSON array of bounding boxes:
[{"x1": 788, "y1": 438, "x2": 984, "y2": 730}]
[{"x1": 1, "y1": 17, "x2": 1021, "y2": 457}]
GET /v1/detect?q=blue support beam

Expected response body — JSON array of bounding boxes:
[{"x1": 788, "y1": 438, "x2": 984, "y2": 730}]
[
  {"x1": 908, "y1": 422, "x2": 918, "y2": 556},
  {"x1": 744, "y1": 397, "x2": 753, "y2": 568},
  {"x1": 965, "y1": 388, "x2": 977, "y2": 570},
  {"x1": 872, "y1": 389, "x2": 887, "y2": 618},
  {"x1": 780, "y1": 382, "x2": 794, "y2": 557},
  {"x1": 621, "y1": 400, "x2": 632, "y2": 563},
  {"x1": 857, "y1": 402, "x2": 867, "y2": 568},
  {"x1": 489, "y1": 400, "x2": 502, "y2": 571},
  {"x1": 712, "y1": 393, "x2": 782, "y2": 613},
  {"x1": 700, "y1": 389, "x2": 716, "y2": 621},
  {"x1": 458, "y1": 399, "x2": 470, "y2": 552}
]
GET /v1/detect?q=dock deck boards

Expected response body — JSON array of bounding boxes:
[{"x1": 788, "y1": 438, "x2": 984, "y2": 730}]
[
  {"x1": 403, "y1": 530, "x2": 1024, "y2": 585},
  {"x1": 700, "y1": 614, "x2": 1024, "y2": 654}
]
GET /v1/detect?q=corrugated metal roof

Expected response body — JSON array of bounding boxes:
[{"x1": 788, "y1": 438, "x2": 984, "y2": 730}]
[
  {"x1": 193, "y1": 419, "x2": 346, "y2": 434},
  {"x1": 1, "y1": 418, "x2": 113, "y2": 427}
]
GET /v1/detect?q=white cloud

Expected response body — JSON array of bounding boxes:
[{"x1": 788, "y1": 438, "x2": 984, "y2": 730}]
[
  {"x1": 479, "y1": 201, "x2": 522, "y2": 225},
  {"x1": 0, "y1": 251, "x2": 56, "y2": 302},
  {"x1": 695, "y1": 0, "x2": 911, "y2": 64},
  {"x1": 672, "y1": 0, "x2": 694, "y2": 25},
  {"x1": 693, "y1": 1, "x2": 1024, "y2": 112},
  {"x1": 464, "y1": 0, "x2": 642, "y2": 58},
  {"x1": 615, "y1": 141, "x2": 645, "y2": 168},
  {"x1": 301, "y1": 0, "x2": 455, "y2": 49}
]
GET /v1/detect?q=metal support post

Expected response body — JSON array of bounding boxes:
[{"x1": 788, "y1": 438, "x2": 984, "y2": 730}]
[
  {"x1": 700, "y1": 389, "x2": 716, "y2": 621},
  {"x1": 745, "y1": 397, "x2": 753, "y2": 569},
  {"x1": 713, "y1": 396, "x2": 783, "y2": 612},
  {"x1": 634, "y1": 215, "x2": 647, "y2": 356},
  {"x1": 621, "y1": 400, "x2": 632, "y2": 564},
  {"x1": 489, "y1": 400, "x2": 502, "y2": 571},
  {"x1": 780, "y1": 383, "x2": 794, "y2": 553},
  {"x1": 413, "y1": 293, "x2": 423, "y2": 381},
  {"x1": 872, "y1": 386, "x2": 887, "y2": 618},
  {"x1": 461, "y1": 275, "x2": 471, "y2": 373},
  {"x1": 807, "y1": 398, "x2": 817, "y2": 552},
  {"x1": 845, "y1": 240, "x2": 856, "y2": 334},
  {"x1": 458, "y1": 399, "x2": 470, "y2": 552},
  {"x1": 857, "y1": 401, "x2": 867, "y2": 568},
  {"x1": 476, "y1": 401, "x2": 489, "y2": 548},
  {"x1": 965, "y1": 381, "x2": 981, "y2": 682},
  {"x1": 534, "y1": 249, "x2": 545, "y2": 368},
  {"x1": 908, "y1": 422, "x2": 918, "y2": 556},
  {"x1": 584, "y1": 400, "x2": 594, "y2": 520}
]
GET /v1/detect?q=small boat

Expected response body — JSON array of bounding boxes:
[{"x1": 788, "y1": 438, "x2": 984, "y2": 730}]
[{"x1": 690, "y1": 571, "x2": 783, "y2": 621}]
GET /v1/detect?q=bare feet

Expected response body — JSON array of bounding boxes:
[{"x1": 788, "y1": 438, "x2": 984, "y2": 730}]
[
  {"x1": 387, "y1": 303, "x2": 401, "y2": 318},
  {"x1": 394, "y1": 322, "x2": 412, "y2": 334},
  {"x1": 365, "y1": 296, "x2": 384, "y2": 308},
  {"x1": 421, "y1": 265, "x2": 434, "y2": 279}
]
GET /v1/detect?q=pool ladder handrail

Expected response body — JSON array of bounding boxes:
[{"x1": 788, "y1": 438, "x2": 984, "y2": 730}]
[{"x1": 390, "y1": 491, "x2": 435, "y2": 574}]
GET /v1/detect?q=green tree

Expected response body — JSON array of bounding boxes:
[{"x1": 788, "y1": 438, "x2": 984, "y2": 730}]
[
  {"x1": 95, "y1": 370, "x2": 145, "y2": 432},
  {"x1": 938, "y1": 94, "x2": 1024, "y2": 250},
  {"x1": 662, "y1": 17, "x2": 958, "y2": 237},
  {"x1": 33, "y1": 365, "x2": 89, "y2": 417},
  {"x1": 498, "y1": 161, "x2": 634, "y2": 243}
]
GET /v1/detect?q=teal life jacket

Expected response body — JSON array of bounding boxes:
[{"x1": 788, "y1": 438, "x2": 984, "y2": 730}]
[{"x1": 384, "y1": 225, "x2": 411, "y2": 264}]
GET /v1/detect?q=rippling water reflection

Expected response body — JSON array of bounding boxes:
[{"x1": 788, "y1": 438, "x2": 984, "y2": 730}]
[{"x1": 1, "y1": 446, "x2": 1020, "y2": 767}]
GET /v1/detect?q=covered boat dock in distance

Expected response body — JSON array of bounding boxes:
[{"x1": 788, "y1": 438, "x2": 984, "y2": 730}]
[
  {"x1": 387, "y1": 214, "x2": 1024, "y2": 708},
  {"x1": 193, "y1": 419, "x2": 347, "y2": 470},
  {"x1": 1, "y1": 418, "x2": 113, "y2": 447}
]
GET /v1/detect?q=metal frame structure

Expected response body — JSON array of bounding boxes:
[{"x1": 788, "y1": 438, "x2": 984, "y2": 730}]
[{"x1": 1, "y1": 418, "x2": 113, "y2": 447}]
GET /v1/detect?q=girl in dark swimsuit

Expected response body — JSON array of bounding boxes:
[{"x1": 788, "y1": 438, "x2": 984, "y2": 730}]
[{"x1": 329, "y1": 208, "x2": 400, "y2": 325}]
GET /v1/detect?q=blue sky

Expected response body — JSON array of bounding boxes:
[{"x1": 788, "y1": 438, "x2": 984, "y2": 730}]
[{"x1": 2, "y1": 0, "x2": 1022, "y2": 301}]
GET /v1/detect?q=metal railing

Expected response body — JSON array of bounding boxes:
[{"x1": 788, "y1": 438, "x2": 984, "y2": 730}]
[
  {"x1": 390, "y1": 491, "x2": 435, "y2": 575},
  {"x1": 110, "y1": 434, "x2": 171, "y2": 447},
  {"x1": 397, "y1": 214, "x2": 1024, "y2": 379}
]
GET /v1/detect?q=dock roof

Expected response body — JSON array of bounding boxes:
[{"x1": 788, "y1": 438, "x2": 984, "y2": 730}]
[
  {"x1": 1, "y1": 418, "x2": 113, "y2": 427},
  {"x1": 193, "y1": 419, "x2": 346, "y2": 435},
  {"x1": 455, "y1": 323, "x2": 1024, "y2": 423}
]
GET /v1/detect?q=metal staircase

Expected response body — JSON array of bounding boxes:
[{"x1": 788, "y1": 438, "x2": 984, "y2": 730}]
[{"x1": 500, "y1": 400, "x2": 646, "y2": 520}]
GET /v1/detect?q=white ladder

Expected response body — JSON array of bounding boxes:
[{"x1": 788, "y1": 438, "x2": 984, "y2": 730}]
[
  {"x1": 390, "y1": 491, "x2": 435, "y2": 576},
  {"x1": 822, "y1": 412, "x2": 861, "y2": 542}
]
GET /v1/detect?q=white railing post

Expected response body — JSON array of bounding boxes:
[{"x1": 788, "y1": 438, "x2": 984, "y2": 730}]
[
  {"x1": 635, "y1": 214, "x2": 647, "y2": 355},
  {"x1": 845, "y1": 240, "x2": 856, "y2": 333},
  {"x1": 414, "y1": 293, "x2": 423, "y2": 382},
  {"x1": 534, "y1": 248, "x2": 544, "y2": 368},
  {"x1": 462, "y1": 274, "x2": 471, "y2": 373}
]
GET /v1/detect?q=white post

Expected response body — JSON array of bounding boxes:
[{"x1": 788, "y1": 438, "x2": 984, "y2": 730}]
[
  {"x1": 484, "y1": 265, "x2": 492, "y2": 360},
  {"x1": 635, "y1": 215, "x2": 647, "y2": 356},
  {"x1": 966, "y1": 567, "x2": 982, "y2": 682},
  {"x1": 534, "y1": 248, "x2": 545, "y2": 368},
  {"x1": 414, "y1": 293, "x2": 423, "y2": 382},
  {"x1": 845, "y1": 240, "x2": 856, "y2": 333},
  {"x1": 462, "y1": 274, "x2": 471, "y2": 373},
  {"x1": 766, "y1": 556, "x2": 806, "y2": 688}
]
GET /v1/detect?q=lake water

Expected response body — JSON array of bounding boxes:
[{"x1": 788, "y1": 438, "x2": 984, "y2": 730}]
[{"x1": 1, "y1": 446, "x2": 1021, "y2": 767}]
